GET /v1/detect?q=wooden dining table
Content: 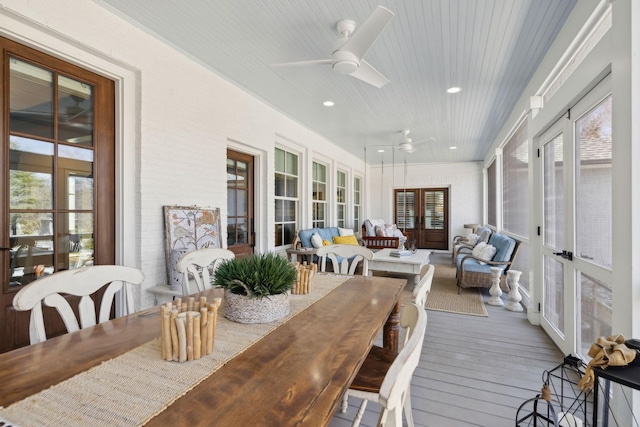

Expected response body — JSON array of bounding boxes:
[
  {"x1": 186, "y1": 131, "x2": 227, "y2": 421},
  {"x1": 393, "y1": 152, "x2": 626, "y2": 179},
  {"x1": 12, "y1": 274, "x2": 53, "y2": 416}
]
[{"x1": 0, "y1": 274, "x2": 405, "y2": 426}]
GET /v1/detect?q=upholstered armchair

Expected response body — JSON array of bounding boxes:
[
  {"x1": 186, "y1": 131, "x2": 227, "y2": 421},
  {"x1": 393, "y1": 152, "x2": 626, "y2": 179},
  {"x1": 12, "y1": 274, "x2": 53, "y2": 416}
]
[
  {"x1": 451, "y1": 225, "x2": 492, "y2": 264},
  {"x1": 455, "y1": 232, "x2": 521, "y2": 292}
]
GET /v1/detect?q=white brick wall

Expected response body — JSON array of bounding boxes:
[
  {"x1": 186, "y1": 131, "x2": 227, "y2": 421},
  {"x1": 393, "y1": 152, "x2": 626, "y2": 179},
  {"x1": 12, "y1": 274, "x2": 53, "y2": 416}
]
[
  {"x1": 367, "y1": 161, "x2": 483, "y2": 247},
  {"x1": 1, "y1": 0, "x2": 364, "y2": 309}
]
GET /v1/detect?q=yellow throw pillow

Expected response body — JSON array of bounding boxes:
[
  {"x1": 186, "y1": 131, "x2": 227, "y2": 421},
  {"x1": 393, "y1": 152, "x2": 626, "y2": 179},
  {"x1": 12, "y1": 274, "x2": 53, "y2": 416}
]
[
  {"x1": 322, "y1": 239, "x2": 332, "y2": 246},
  {"x1": 333, "y1": 234, "x2": 359, "y2": 245}
]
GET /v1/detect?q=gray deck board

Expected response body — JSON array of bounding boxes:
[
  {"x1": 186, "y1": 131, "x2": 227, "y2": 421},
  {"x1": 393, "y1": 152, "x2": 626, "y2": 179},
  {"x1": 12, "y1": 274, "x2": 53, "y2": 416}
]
[{"x1": 329, "y1": 252, "x2": 566, "y2": 427}]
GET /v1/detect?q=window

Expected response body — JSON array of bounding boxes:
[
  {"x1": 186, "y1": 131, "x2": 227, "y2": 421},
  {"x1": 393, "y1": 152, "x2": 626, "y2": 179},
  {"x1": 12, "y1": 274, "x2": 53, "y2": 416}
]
[
  {"x1": 353, "y1": 177, "x2": 361, "y2": 232},
  {"x1": 274, "y1": 148, "x2": 298, "y2": 246},
  {"x1": 502, "y1": 120, "x2": 530, "y2": 292},
  {"x1": 336, "y1": 170, "x2": 346, "y2": 228},
  {"x1": 312, "y1": 162, "x2": 327, "y2": 228},
  {"x1": 487, "y1": 160, "x2": 497, "y2": 227},
  {"x1": 502, "y1": 120, "x2": 529, "y2": 237}
]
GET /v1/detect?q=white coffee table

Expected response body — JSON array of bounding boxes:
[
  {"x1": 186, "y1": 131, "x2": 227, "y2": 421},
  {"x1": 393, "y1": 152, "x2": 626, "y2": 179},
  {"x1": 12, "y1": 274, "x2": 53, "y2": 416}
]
[{"x1": 368, "y1": 248, "x2": 431, "y2": 286}]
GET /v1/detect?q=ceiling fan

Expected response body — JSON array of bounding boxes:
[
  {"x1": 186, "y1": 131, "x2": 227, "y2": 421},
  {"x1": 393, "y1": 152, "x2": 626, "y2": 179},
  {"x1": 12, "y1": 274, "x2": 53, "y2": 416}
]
[
  {"x1": 373, "y1": 130, "x2": 435, "y2": 153},
  {"x1": 272, "y1": 5, "x2": 394, "y2": 88}
]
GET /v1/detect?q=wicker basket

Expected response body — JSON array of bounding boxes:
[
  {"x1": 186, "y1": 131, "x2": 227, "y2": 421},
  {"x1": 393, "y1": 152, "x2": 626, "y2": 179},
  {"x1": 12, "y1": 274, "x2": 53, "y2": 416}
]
[{"x1": 223, "y1": 290, "x2": 290, "y2": 324}]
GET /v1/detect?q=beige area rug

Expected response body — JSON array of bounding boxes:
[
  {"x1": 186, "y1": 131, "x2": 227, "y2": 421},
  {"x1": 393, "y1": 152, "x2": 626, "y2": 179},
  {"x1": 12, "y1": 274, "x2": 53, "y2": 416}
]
[{"x1": 403, "y1": 264, "x2": 488, "y2": 317}]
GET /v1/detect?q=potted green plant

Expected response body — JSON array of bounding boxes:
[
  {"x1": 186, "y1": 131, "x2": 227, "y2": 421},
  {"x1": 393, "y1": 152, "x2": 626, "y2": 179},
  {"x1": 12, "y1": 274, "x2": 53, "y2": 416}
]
[{"x1": 212, "y1": 252, "x2": 297, "y2": 323}]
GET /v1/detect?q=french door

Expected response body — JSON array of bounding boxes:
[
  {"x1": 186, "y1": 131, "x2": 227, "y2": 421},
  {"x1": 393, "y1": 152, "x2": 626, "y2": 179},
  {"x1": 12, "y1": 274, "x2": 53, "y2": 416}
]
[
  {"x1": 539, "y1": 76, "x2": 612, "y2": 356},
  {"x1": 1, "y1": 38, "x2": 115, "y2": 352},
  {"x1": 394, "y1": 187, "x2": 449, "y2": 249},
  {"x1": 226, "y1": 150, "x2": 254, "y2": 258}
]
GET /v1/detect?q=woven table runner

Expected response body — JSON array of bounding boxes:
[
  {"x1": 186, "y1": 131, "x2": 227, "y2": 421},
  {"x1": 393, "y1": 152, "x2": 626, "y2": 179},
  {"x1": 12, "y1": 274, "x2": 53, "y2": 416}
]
[{"x1": 0, "y1": 274, "x2": 350, "y2": 427}]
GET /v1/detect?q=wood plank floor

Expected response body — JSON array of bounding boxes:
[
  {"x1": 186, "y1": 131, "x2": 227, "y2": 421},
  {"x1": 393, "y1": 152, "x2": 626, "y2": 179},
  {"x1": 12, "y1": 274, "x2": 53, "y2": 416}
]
[{"x1": 329, "y1": 252, "x2": 566, "y2": 427}]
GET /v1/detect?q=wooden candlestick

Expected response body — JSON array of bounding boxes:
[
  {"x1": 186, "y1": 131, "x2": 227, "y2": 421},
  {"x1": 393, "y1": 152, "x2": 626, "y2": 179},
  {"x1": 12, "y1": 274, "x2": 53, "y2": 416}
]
[
  {"x1": 186, "y1": 312, "x2": 194, "y2": 361},
  {"x1": 200, "y1": 306, "x2": 208, "y2": 356},
  {"x1": 193, "y1": 315, "x2": 201, "y2": 360},
  {"x1": 162, "y1": 312, "x2": 172, "y2": 362},
  {"x1": 176, "y1": 317, "x2": 187, "y2": 363},
  {"x1": 170, "y1": 309, "x2": 179, "y2": 361}
]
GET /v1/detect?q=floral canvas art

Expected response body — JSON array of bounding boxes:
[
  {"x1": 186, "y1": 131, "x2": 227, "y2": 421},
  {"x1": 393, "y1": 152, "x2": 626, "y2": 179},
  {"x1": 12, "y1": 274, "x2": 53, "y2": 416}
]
[{"x1": 163, "y1": 206, "x2": 222, "y2": 289}]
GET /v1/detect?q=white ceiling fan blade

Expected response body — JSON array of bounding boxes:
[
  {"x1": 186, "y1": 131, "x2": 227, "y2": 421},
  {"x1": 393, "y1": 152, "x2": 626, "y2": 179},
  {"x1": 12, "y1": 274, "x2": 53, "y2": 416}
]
[
  {"x1": 351, "y1": 59, "x2": 390, "y2": 88},
  {"x1": 271, "y1": 59, "x2": 333, "y2": 68},
  {"x1": 411, "y1": 137, "x2": 436, "y2": 147},
  {"x1": 341, "y1": 6, "x2": 394, "y2": 61}
]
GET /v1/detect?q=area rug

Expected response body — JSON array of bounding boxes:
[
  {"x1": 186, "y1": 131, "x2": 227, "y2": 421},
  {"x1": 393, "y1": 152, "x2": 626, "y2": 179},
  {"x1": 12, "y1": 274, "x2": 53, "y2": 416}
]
[{"x1": 404, "y1": 264, "x2": 488, "y2": 317}]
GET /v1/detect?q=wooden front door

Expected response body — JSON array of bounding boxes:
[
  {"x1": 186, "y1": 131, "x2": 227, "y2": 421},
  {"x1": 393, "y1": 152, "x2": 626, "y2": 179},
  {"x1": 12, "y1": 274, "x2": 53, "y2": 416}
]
[
  {"x1": 395, "y1": 187, "x2": 449, "y2": 250},
  {"x1": 0, "y1": 38, "x2": 115, "y2": 352},
  {"x1": 226, "y1": 150, "x2": 254, "y2": 258}
]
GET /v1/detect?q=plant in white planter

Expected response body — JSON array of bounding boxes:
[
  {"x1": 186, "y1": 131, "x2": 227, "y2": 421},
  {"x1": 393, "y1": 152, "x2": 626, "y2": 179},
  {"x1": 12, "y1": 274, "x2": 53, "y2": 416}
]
[{"x1": 212, "y1": 252, "x2": 296, "y2": 323}]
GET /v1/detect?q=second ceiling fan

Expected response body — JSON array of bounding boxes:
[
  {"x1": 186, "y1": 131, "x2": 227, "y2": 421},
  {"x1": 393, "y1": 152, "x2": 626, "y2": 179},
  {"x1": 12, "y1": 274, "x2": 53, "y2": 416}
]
[{"x1": 375, "y1": 130, "x2": 435, "y2": 153}]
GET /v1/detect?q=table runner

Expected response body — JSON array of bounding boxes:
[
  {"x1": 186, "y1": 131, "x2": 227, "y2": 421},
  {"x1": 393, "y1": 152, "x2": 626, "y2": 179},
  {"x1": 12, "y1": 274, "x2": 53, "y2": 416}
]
[{"x1": 0, "y1": 274, "x2": 350, "y2": 426}]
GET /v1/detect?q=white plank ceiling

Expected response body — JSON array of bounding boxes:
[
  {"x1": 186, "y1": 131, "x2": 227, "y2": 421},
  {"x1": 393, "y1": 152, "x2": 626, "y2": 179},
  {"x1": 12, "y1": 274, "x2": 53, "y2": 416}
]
[{"x1": 94, "y1": 0, "x2": 577, "y2": 165}]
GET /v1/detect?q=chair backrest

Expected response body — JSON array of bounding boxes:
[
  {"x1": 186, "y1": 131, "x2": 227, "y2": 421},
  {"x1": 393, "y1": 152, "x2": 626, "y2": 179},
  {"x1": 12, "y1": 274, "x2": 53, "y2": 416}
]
[
  {"x1": 176, "y1": 248, "x2": 235, "y2": 294},
  {"x1": 413, "y1": 264, "x2": 434, "y2": 310},
  {"x1": 315, "y1": 244, "x2": 374, "y2": 275},
  {"x1": 12, "y1": 265, "x2": 145, "y2": 344},
  {"x1": 378, "y1": 303, "x2": 427, "y2": 425}
]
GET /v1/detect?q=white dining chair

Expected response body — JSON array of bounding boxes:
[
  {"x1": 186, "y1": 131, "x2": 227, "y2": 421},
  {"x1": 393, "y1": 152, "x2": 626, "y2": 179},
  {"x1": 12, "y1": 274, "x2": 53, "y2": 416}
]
[
  {"x1": 315, "y1": 244, "x2": 374, "y2": 275},
  {"x1": 412, "y1": 264, "x2": 434, "y2": 310},
  {"x1": 176, "y1": 248, "x2": 235, "y2": 294},
  {"x1": 12, "y1": 265, "x2": 145, "y2": 344},
  {"x1": 342, "y1": 302, "x2": 427, "y2": 427}
]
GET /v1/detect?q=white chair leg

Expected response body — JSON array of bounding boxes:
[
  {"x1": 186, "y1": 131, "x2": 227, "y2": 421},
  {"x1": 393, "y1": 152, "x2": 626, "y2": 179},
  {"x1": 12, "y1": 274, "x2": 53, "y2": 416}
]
[
  {"x1": 352, "y1": 398, "x2": 369, "y2": 427},
  {"x1": 341, "y1": 394, "x2": 349, "y2": 413},
  {"x1": 403, "y1": 388, "x2": 415, "y2": 427}
]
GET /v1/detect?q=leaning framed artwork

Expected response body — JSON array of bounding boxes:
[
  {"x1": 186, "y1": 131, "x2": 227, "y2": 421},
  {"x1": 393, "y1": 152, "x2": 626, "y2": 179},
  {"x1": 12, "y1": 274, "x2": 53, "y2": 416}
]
[{"x1": 163, "y1": 206, "x2": 222, "y2": 290}]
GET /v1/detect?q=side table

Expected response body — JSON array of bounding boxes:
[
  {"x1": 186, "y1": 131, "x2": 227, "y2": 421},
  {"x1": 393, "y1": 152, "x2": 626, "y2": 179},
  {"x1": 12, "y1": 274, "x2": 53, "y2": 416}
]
[
  {"x1": 592, "y1": 363, "x2": 640, "y2": 426},
  {"x1": 147, "y1": 284, "x2": 183, "y2": 304},
  {"x1": 286, "y1": 247, "x2": 317, "y2": 264}
]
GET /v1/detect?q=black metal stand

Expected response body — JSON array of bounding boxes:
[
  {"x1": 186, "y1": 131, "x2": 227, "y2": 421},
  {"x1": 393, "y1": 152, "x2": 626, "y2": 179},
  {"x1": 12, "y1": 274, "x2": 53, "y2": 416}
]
[{"x1": 543, "y1": 355, "x2": 592, "y2": 427}]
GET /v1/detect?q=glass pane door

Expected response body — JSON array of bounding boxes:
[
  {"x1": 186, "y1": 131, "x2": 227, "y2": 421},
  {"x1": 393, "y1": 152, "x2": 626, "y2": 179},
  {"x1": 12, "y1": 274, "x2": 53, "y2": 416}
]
[
  {"x1": 542, "y1": 132, "x2": 566, "y2": 338},
  {"x1": 227, "y1": 150, "x2": 254, "y2": 258},
  {"x1": 9, "y1": 58, "x2": 96, "y2": 287},
  {"x1": 574, "y1": 95, "x2": 612, "y2": 357},
  {"x1": 2, "y1": 36, "x2": 115, "y2": 353},
  {"x1": 537, "y1": 76, "x2": 612, "y2": 357}
]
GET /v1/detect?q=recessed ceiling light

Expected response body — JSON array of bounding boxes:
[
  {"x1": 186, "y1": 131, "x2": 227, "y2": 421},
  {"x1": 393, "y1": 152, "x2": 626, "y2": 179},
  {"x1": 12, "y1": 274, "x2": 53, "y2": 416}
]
[
  {"x1": 447, "y1": 87, "x2": 461, "y2": 94},
  {"x1": 323, "y1": 101, "x2": 335, "y2": 107},
  {"x1": 377, "y1": 149, "x2": 385, "y2": 153},
  {"x1": 449, "y1": 146, "x2": 457, "y2": 150}
]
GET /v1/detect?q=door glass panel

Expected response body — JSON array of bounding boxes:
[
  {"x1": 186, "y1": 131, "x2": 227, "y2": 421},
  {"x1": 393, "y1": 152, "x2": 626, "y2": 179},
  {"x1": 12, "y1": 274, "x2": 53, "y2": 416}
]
[
  {"x1": 58, "y1": 145, "x2": 94, "y2": 210},
  {"x1": 228, "y1": 189, "x2": 237, "y2": 217},
  {"x1": 9, "y1": 57, "x2": 54, "y2": 139},
  {"x1": 424, "y1": 191, "x2": 444, "y2": 230},
  {"x1": 9, "y1": 136, "x2": 53, "y2": 210},
  {"x1": 228, "y1": 218, "x2": 237, "y2": 246},
  {"x1": 58, "y1": 212, "x2": 93, "y2": 270},
  {"x1": 58, "y1": 75, "x2": 93, "y2": 146},
  {"x1": 236, "y1": 218, "x2": 247, "y2": 244},
  {"x1": 396, "y1": 190, "x2": 415, "y2": 229},
  {"x1": 577, "y1": 272, "x2": 611, "y2": 358},
  {"x1": 9, "y1": 213, "x2": 54, "y2": 287},
  {"x1": 543, "y1": 134, "x2": 564, "y2": 249},
  {"x1": 575, "y1": 96, "x2": 612, "y2": 269},
  {"x1": 544, "y1": 255, "x2": 564, "y2": 335}
]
